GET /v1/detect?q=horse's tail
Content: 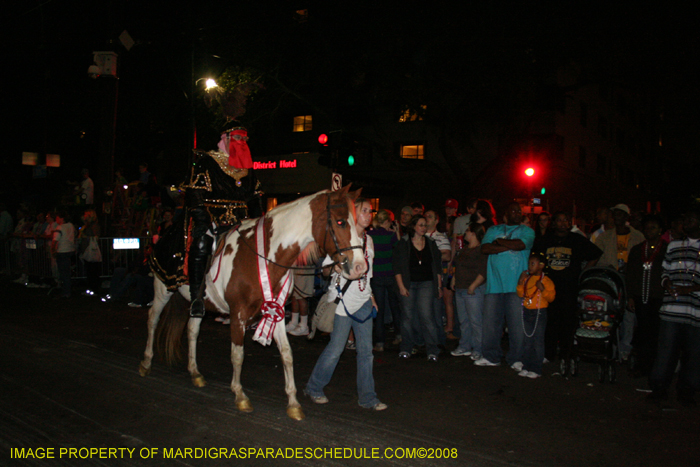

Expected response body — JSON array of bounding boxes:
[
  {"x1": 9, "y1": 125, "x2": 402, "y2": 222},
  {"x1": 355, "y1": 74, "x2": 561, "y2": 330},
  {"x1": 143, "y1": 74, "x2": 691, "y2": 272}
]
[{"x1": 155, "y1": 292, "x2": 190, "y2": 366}]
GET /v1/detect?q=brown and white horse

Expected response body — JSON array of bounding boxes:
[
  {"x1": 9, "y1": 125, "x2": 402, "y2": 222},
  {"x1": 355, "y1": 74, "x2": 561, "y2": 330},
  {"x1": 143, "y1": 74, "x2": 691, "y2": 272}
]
[{"x1": 138, "y1": 185, "x2": 366, "y2": 420}]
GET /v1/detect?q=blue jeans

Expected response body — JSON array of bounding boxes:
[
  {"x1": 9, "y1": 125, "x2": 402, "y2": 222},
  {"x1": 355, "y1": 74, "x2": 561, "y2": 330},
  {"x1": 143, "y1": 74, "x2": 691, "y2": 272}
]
[
  {"x1": 371, "y1": 275, "x2": 401, "y2": 344},
  {"x1": 482, "y1": 292, "x2": 525, "y2": 365},
  {"x1": 434, "y1": 297, "x2": 447, "y2": 345},
  {"x1": 649, "y1": 319, "x2": 700, "y2": 398},
  {"x1": 455, "y1": 286, "x2": 485, "y2": 355},
  {"x1": 306, "y1": 300, "x2": 380, "y2": 408},
  {"x1": 56, "y1": 252, "x2": 73, "y2": 298},
  {"x1": 399, "y1": 281, "x2": 439, "y2": 356},
  {"x1": 522, "y1": 307, "x2": 547, "y2": 375}
]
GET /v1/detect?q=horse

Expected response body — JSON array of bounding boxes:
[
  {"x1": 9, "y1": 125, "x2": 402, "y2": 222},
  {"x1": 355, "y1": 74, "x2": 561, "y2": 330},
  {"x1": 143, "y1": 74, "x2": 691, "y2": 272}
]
[{"x1": 138, "y1": 185, "x2": 366, "y2": 420}]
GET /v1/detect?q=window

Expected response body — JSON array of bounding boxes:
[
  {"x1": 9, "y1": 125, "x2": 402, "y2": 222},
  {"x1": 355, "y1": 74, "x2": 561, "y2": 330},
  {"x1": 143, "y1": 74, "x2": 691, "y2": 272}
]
[
  {"x1": 292, "y1": 115, "x2": 312, "y2": 132},
  {"x1": 369, "y1": 198, "x2": 379, "y2": 215},
  {"x1": 399, "y1": 105, "x2": 427, "y2": 122},
  {"x1": 294, "y1": 9, "x2": 308, "y2": 23},
  {"x1": 266, "y1": 198, "x2": 278, "y2": 213},
  {"x1": 400, "y1": 144, "x2": 425, "y2": 160}
]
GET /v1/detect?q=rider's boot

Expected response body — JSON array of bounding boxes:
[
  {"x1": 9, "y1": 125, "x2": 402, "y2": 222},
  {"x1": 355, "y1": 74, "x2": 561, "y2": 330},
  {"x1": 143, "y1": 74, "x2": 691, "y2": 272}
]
[{"x1": 189, "y1": 235, "x2": 213, "y2": 318}]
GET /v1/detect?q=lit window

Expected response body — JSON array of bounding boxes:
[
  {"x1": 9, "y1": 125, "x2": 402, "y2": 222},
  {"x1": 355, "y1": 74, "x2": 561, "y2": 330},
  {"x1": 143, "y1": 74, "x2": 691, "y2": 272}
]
[
  {"x1": 266, "y1": 198, "x2": 278, "y2": 212},
  {"x1": 369, "y1": 198, "x2": 379, "y2": 213},
  {"x1": 294, "y1": 9, "x2": 308, "y2": 23},
  {"x1": 400, "y1": 144, "x2": 425, "y2": 159},
  {"x1": 293, "y1": 115, "x2": 312, "y2": 132},
  {"x1": 399, "y1": 105, "x2": 427, "y2": 122}
]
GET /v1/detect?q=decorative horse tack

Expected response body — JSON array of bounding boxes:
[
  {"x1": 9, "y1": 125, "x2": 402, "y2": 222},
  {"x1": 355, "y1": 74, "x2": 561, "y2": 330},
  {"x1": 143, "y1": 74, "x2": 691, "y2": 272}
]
[
  {"x1": 138, "y1": 186, "x2": 366, "y2": 421},
  {"x1": 253, "y1": 217, "x2": 292, "y2": 346}
]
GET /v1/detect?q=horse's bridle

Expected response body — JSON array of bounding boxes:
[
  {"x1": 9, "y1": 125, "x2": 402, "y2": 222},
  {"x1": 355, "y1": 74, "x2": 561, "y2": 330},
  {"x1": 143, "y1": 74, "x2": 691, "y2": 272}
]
[
  {"x1": 324, "y1": 193, "x2": 363, "y2": 268},
  {"x1": 236, "y1": 192, "x2": 363, "y2": 272}
]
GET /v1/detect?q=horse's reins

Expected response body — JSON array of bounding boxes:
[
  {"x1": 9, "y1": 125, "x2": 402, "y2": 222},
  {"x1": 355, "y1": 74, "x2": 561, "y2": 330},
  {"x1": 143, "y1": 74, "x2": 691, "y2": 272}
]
[{"x1": 236, "y1": 192, "x2": 363, "y2": 272}]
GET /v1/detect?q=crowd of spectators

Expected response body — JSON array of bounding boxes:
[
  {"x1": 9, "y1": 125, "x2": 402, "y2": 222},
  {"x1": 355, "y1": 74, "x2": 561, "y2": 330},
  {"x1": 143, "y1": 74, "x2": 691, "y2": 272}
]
[
  {"x1": 4, "y1": 181, "x2": 699, "y2": 408},
  {"x1": 0, "y1": 163, "x2": 177, "y2": 306},
  {"x1": 302, "y1": 197, "x2": 700, "y2": 407}
]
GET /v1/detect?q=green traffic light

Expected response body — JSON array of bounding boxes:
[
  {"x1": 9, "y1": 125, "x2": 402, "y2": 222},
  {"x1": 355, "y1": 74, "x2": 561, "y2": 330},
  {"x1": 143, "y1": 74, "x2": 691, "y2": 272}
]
[
  {"x1": 540, "y1": 187, "x2": 546, "y2": 195},
  {"x1": 347, "y1": 155, "x2": 355, "y2": 166}
]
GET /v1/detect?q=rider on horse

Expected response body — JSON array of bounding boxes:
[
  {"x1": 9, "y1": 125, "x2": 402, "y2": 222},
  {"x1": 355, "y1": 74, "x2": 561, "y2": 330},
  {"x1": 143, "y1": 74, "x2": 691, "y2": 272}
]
[{"x1": 183, "y1": 127, "x2": 263, "y2": 317}]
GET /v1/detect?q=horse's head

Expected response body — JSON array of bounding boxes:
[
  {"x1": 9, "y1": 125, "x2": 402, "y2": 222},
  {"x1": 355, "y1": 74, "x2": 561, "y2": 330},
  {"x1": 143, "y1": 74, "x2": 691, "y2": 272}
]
[{"x1": 311, "y1": 185, "x2": 367, "y2": 280}]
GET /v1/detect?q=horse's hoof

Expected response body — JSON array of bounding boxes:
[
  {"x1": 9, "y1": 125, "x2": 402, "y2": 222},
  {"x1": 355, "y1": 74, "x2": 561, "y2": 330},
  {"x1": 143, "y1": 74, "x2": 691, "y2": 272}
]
[
  {"x1": 236, "y1": 399, "x2": 254, "y2": 413},
  {"x1": 138, "y1": 362, "x2": 150, "y2": 377},
  {"x1": 287, "y1": 406, "x2": 305, "y2": 420},
  {"x1": 192, "y1": 375, "x2": 207, "y2": 388}
]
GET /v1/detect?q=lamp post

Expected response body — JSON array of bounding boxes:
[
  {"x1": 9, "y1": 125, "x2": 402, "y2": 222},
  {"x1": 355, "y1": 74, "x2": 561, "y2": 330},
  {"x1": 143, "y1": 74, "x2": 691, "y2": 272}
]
[{"x1": 88, "y1": 51, "x2": 119, "y2": 192}]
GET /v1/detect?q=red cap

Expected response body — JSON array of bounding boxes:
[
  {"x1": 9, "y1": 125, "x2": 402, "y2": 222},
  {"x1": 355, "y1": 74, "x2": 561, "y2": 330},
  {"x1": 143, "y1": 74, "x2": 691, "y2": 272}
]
[{"x1": 445, "y1": 199, "x2": 459, "y2": 209}]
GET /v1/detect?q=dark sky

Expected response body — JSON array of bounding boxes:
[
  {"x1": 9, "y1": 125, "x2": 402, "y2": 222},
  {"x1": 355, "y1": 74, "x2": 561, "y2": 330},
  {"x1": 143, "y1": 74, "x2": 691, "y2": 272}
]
[{"x1": 2, "y1": 1, "x2": 700, "y2": 204}]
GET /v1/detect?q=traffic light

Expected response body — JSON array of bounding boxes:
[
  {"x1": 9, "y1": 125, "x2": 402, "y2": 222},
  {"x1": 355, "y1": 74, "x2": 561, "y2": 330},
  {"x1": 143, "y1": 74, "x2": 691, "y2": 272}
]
[
  {"x1": 540, "y1": 187, "x2": 546, "y2": 195},
  {"x1": 317, "y1": 133, "x2": 332, "y2": 167},
  {"x1": 525, "y1": 167, "x2": 535, "y2": 177}
]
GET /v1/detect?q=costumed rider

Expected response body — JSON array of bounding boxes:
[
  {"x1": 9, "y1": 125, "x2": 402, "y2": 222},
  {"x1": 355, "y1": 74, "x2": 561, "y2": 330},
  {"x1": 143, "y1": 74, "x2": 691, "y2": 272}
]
[{"x1": 185, "y1": 127, "x2": 263, "y2": 317}]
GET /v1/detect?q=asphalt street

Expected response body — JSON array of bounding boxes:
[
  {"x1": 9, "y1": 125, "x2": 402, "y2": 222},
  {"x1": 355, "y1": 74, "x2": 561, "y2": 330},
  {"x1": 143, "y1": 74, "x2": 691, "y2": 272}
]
[{"x1": 1, "y1": 276, "x2": 699, "y2": 467}]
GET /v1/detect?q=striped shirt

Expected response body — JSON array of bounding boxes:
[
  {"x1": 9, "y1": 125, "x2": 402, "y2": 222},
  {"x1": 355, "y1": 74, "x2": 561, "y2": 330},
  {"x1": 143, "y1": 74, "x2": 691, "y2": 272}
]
[
  {"x1": 660, "y1": 238, "x2": 700, "y2": 327},
  {"x1": 368, "y1": 227, "x2": 398, "y2": 277}
]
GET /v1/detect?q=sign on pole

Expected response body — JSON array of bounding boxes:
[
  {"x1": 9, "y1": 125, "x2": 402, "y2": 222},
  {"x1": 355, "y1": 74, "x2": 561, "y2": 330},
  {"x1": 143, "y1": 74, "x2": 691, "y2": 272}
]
[{"x1": 331, "y1": 173, "x2": 342, "y2": 191}]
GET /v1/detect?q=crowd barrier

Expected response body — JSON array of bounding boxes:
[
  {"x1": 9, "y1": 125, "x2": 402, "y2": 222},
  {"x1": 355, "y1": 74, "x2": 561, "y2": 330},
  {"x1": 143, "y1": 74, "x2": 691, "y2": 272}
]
[{"x1": 1, "y1": 236, "x2": 148, "y2": 281}]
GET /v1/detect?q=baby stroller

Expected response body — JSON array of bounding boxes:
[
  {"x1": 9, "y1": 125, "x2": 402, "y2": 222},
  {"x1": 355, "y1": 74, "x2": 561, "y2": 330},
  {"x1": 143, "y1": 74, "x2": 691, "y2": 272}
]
[{"x1": 565, "y1": 267, "x2": 626, "y2": 383}]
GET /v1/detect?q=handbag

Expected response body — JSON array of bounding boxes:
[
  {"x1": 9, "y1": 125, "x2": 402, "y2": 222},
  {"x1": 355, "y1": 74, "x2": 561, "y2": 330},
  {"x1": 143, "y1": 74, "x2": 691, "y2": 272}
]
[
  {"x1": 308, "y1": 292, "x2": 337, "y2": 339},
  {"x1": 80, "y1": 237, "x2": 102, "y2": 263}
]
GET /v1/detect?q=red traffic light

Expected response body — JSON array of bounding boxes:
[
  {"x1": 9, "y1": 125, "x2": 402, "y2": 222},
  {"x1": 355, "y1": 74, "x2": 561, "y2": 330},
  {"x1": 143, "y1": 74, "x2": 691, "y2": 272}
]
[
  {"x1": 524, "y1": 167, "x2": 535, "y2": 177},
  {"x1": 318, "y1": 134, "x2": 329, "y2": 145}
]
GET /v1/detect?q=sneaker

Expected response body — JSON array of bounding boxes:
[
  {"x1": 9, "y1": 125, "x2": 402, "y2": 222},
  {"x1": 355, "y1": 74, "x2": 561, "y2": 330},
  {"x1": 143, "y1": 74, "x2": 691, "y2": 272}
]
[
  {"x1": 543, "y1": 358, "x2": 550, "y2": 364},
  {"x1": 518, "y1": 369, "x2": 530, "y2": 377},
  {"x1": 369, "y1": 402, "x2": 388, "y2": 411},
  {"x1": 451, "y1": 348, "x2": 472, "y2": 357},
  {"x1": 525, "y1": 371, "x2": 541, "y2": 379},
  {"x1": 474, "y1": 358, "x2": 500, "y2": 367},
  {"x1": 391, "y1": 335, "x2": 402, "y2": 346},
  {"x1": 127, "y1": 302, "x2": 144, "y2": 308},
  {"x1": 285, "y1": 321, "x2": 298, "y2": 332},
  {"x1": 215, "y1": 316, "x2": 225, "y2": 323},
  {"x1": 12, "y1": 274, "x2": 29, "y2": 284},
  {"x1": 373, "y1": 343, "x2": 384, "y2": 352},
  {"x1": 470, "y1": 353, "x2": 482, "y2": 361},
  {"x1": 510, "y1": 361, "x2": 524, "y2": 372},
  {"x1": 289, "y1": 325, "x2": 310, "y2": 337},
  {"x1": 146, "y1": 301, "x2": 153, "y2": 307},
  {"x1": 398, "y1": 351, "x2": 410, "y2": 359},
  {"x1": 303, "y1": 389, "x2": 329, "y2": 405},
  {"x1": 427, "y1": 354, "x2": 438, "y2": 362},
  {"x1": 345, "y1": 340, "x2": 356, "y2": 350},
  {"x1": 221, "y1": 318, "x2": 230, "y2": 325}
]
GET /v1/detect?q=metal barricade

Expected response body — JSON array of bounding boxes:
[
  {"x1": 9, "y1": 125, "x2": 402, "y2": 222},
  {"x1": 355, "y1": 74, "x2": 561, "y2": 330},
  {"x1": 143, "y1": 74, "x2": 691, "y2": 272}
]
[
  {"x1": 24, "y1": 238, "x2": 54, "y2": 279},
  {"x1": 8, "y1": 236, "x2": 149, "y2": 280},
  {"x1": 77, "y1": 237, "x2": 149, "y2": 279}
]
